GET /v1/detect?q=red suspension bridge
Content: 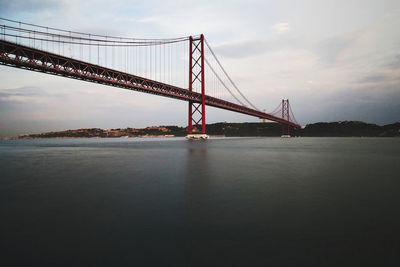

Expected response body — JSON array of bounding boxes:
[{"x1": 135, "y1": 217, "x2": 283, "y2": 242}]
[{"x1": 0, "y1": 18, "x2": 300, "y2": 137}]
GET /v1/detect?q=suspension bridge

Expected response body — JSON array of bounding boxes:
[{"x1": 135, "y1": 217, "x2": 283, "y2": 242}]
[{"x1": 0, "y1": 18, "x2": 300, "y2": 138}]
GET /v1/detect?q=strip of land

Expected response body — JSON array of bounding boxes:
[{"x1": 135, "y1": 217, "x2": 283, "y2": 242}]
[{"x1": 8, "y1": 121, "x2": 400, "y2": 139}]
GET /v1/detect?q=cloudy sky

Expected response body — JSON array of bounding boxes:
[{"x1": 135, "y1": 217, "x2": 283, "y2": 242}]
[{"x1": 0, "y1": 0, "x2": 399, "y2": 136}]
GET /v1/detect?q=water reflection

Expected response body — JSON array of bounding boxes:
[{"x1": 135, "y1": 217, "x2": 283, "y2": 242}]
[
  {"x1": 184, "y1": 139, "x2": 211, "y2": 208},
  {"x1": 1, "y1": 137, "x2": 400, "y2": 265}
]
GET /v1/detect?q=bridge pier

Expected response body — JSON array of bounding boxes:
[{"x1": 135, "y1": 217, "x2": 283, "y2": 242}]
[{"x1": 186, "y1": 134, "x2": 209, "y2": 140}]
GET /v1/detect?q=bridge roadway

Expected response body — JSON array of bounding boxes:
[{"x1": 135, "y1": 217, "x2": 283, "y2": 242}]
[{"x1": 0, "y1": 40, "x2": 300, "y2": 128}]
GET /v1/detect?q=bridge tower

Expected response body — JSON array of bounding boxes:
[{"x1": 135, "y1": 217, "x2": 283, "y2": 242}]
[
  {"x1": 262, "y1": 109, "x2": 267, "y2": 123},
  {"x1": 187, "y1": 34, "x2": 208, "y2": 139},
  {"x1": 281, "y1": 99, "x2": 290, "y2": 137}
]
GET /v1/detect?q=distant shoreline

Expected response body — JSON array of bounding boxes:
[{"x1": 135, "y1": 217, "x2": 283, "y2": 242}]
[{"x1": 3, "y1": 121, "x2": 400, "y2": 140}]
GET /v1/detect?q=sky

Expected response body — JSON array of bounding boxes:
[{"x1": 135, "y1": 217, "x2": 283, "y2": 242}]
[{"x1": 0, "y1": 0, "x2": 399, "y2": 136}]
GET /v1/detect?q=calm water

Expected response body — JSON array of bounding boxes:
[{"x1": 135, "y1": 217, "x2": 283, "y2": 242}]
[{"x1": 1, "y1": 137, "x2": 399, "y2": 266}]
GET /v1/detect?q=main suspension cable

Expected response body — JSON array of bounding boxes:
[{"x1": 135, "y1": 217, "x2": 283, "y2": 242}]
[
  {"x1": 0, "y1": 17, "x2": 190, "y2": 42},
  {"x1": 204, "y1": 58, "x2": 246, "y2": 106}
]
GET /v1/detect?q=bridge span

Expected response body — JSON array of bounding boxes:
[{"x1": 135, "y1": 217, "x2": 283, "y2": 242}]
[{"x1": 0, "y1": 18, "x2": 300, "y2": 136}]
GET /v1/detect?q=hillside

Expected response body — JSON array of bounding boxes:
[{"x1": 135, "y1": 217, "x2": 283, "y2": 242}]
[
  {"x1": 13, "y1": 121, "x2": 400, "y2": 139},
  {"x1": 300, "y1": 121, "x2": 400, "y2": 137}
]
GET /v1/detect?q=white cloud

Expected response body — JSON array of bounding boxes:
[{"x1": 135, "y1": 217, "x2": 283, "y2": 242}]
[{"x1": 271, "y1": 22, "x2": 290, "y2": 34}]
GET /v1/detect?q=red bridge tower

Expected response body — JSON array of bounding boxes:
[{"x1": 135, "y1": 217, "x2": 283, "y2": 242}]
[
  {"x1": 281, "y1": 99, "x2": 290, "y2": 137},
  {"x1": 187, "y1": 35, "x2": 208, "y2": 139}
]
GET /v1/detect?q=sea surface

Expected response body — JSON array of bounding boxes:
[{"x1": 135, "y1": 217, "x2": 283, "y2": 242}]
[{"x1": 1, "y1": 137, "x2": 399, "y2": 266}]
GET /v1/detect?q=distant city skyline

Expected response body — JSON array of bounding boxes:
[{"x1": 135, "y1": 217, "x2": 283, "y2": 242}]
[{"x1": 1, "y1": 0, "x2": 399, "y2": 137}]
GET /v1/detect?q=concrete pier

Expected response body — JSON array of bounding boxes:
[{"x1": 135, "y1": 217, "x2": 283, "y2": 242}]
[{"x1": 185, "y1": 134, "x2": 209, "y2": 140}]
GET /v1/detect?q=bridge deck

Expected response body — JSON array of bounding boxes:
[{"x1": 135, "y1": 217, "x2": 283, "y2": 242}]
[{"x1": 0, "y1": 40, "x2": 300, "y2": 128}]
